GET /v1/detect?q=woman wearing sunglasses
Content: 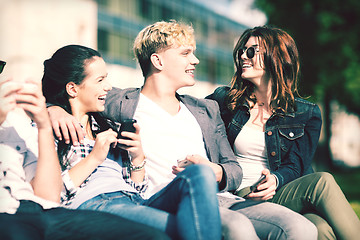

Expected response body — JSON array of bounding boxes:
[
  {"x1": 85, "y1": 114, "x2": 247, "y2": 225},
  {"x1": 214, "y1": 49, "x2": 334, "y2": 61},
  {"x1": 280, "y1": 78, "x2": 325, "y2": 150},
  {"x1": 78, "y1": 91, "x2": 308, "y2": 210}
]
[{"x1": 207, "y1": 25, "x2": 360, "y2": 239}]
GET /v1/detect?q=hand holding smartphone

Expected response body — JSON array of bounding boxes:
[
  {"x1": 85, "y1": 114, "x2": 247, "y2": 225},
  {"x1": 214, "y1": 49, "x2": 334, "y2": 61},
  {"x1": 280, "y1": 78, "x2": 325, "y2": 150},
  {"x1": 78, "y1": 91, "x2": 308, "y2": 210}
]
[
  {"x1": 117, "y1": 119, "x2": 137, "y2": 139},
  {"x1": 177, "y1": 159, "x2": 194, "y2": 168},
  {"x1": 236, "y1": 174, "x2": 266, "y2": 198},
  {"x1": 116, "y1": 119, "x2": 136, "y2": 148},
  {"x1": 249, "y1": 174, "x2": 266, "y2": 193}
]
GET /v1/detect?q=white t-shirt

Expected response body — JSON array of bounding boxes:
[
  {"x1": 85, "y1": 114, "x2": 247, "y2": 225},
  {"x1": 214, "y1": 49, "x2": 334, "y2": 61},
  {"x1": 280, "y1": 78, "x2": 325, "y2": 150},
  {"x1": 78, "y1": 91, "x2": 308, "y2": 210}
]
[
  {"x1": 233, "y1": 125, "x2": 269, "y2": 191},
  {"x1": 0, "y1": 110, "x2": 58, "y2": 214},
  {"x1": 134, "y1": 94, "x2": 208, "y2": 198}
]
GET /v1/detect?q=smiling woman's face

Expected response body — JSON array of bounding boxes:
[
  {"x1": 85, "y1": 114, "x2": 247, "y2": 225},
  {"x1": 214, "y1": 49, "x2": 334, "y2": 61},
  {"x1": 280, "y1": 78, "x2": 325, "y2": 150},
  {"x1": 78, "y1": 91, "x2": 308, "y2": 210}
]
[
  {"x1": 75, "y1": 57, "x2": 111, "y2": 114},
  {"x1": 239, "y1": 36, "x2": 266, "y2": 87}
]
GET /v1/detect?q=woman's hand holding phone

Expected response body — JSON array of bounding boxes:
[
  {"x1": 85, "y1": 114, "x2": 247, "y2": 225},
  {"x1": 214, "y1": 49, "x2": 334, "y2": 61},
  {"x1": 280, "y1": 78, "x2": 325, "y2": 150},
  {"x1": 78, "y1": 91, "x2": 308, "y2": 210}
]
[
  {"x1": 246, "y1": 169, "x2": 277, "y2": 201},
  {"x1": 91, "y1": 129, "x2": 118, "y2": 165},
  {"x1": 116, "y1": 120, "x2": 145, "y2": 166}
]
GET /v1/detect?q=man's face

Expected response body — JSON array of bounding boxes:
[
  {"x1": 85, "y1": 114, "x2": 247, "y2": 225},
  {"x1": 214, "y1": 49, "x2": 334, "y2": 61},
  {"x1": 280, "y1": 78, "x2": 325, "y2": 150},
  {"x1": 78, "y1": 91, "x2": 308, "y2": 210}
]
[{"x1": 157, "y1": 45, "x2": 199, "y2": 89}]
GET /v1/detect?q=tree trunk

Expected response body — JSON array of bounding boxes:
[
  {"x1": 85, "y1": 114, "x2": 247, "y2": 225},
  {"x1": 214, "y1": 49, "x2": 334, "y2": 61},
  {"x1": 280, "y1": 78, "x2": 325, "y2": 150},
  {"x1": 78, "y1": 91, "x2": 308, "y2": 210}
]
[{"x1": 323, "y1": 91, "x2": 334, "y2": 170}]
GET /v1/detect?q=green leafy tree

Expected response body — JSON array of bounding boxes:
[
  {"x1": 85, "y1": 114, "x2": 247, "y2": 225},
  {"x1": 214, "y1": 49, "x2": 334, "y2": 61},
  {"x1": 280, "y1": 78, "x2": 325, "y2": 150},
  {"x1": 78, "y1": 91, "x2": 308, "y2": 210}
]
[{"x1": 255, "y1": 0, "x2": 360, "y2": 169}]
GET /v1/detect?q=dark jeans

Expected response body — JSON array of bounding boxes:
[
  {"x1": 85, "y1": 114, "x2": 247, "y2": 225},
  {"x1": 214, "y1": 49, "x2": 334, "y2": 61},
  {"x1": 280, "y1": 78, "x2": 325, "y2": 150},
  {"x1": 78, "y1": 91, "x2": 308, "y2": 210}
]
[{"x1": 0, "y1": 200, "x2": 170, "y2": 240}]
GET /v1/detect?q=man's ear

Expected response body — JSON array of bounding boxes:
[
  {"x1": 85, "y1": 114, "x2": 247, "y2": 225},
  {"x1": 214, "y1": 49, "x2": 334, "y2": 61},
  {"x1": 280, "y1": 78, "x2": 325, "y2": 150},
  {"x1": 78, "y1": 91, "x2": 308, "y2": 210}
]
[
  {"x1": 66, "y1": 82, "x2": 78, "y2": 98},
  {"x1": 150, "y1": 53, "x2": 163, "y2": 71}
]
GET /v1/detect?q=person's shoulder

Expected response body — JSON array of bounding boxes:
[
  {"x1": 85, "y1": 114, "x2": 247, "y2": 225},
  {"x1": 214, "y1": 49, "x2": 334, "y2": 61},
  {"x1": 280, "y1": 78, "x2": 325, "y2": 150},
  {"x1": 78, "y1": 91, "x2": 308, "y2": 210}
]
[
  {"x1": 206, "y1": 86, "x2": 230, "y2": 101},
  {"x1": 180, "y1": 95, "x2": 220, "y2": 119},
  {"x1": 109, "y1": 87, "x2": 140, "y2": 95},
  {"x1": 182, "y1": 94, "x2": 218, "y2": 108},
  {"x1": 213, "y1": 86, "x2": 231, "y2": 96},
  {"x1": 295, "y1": 97, "x2": 317, "y2": 106},
  {"x1": 294, "y1": 97, "x2": 321, "y2": 116},
  {"x1": 107, "y1": 87, "x2": 141, "y2": 100}
]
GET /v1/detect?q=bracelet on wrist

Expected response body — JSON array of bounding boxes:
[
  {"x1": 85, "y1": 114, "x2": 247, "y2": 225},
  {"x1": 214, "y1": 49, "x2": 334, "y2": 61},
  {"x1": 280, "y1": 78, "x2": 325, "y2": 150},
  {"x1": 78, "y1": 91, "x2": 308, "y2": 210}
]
[{"x1": 128, "y1": 158, "x2": 146, "y2": 172}]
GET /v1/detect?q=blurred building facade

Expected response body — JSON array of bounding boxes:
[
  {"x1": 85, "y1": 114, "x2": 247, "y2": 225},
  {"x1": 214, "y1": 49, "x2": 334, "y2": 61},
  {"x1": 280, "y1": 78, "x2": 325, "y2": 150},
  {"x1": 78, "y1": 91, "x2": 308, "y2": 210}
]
[
  {"x1": 1, "y1": 0, "x2": 359, "y2": 167},
  {"x1": 0, "y1": 0, "x2": 97, "y2": 84}
]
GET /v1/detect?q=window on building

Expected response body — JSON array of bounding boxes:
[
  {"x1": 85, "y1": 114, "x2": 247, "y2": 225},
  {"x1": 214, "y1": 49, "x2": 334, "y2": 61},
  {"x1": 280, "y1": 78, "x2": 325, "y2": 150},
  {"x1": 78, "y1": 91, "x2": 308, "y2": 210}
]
[
  {"x1": 98, "y1": 28, "x2": 109, "y2": 53},
  {"x1": 138, "y1": 0, "x2": 151, "y2": 19},
  {"x1": 97, "y1": 0, "x2": 109, "y2": 8}
]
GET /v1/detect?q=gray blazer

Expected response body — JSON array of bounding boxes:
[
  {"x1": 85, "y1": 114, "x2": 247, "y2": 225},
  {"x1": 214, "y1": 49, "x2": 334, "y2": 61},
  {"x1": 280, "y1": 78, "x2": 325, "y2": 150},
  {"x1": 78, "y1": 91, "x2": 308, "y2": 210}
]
[{"x1": 104, "y1": 87, "x2": 242, "y2": 192}]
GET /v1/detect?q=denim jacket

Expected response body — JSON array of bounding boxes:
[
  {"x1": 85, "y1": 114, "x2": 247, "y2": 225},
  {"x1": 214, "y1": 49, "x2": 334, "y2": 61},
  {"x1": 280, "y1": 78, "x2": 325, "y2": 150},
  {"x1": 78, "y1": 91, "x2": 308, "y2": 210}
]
[{"x1": 206, "y1": 86, "x2": 322, "y2": 189}]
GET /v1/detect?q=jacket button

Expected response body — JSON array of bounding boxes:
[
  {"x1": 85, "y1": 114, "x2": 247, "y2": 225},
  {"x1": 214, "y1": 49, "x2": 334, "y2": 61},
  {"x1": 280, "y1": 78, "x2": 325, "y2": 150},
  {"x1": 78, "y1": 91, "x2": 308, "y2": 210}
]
[
  {"x1": 267, "y1": 131, "x2": 273, "y2": 136},
  {"x1": 289, "y1": 132, "x2": 294, "y2": 137},
  {"x1": 271, "y1": 151, "x2": 276, "y2": 156}
]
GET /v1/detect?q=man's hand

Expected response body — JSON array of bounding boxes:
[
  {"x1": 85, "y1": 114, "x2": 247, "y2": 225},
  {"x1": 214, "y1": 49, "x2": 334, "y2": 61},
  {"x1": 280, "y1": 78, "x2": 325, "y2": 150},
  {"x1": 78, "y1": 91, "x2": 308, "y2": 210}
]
[
  {"x1": 172, "y1": 154, "x2": 223, "y2": 182},
  {"x1": 47, "y1": 106, "x2": 84, "y2": 145}
]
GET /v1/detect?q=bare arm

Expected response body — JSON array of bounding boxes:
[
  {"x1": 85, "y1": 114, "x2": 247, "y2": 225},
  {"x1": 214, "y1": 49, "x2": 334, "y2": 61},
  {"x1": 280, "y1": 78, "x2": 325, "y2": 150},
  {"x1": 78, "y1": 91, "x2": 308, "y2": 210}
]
[{"x1": 16, "y1": 81, "x2": 62, "y2": 203}]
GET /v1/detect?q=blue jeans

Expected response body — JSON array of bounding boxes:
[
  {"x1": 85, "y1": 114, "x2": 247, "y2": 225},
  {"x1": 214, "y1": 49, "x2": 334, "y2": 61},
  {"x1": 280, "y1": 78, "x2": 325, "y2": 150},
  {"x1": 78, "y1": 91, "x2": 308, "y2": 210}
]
[
  {"x1": 78, "y1": 164, "x2": 221, "y2": 240},
  {"x1": 0, "y1": 200, "x2": 169, "y2": 240},
  {"x1": 227, "y1": 199, "x2": 318, "y2": 240}
]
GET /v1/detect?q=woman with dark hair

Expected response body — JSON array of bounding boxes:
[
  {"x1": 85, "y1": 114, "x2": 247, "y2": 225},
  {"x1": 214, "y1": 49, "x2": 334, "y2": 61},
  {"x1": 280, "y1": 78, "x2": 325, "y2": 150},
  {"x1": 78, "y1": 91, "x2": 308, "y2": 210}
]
[
  {"x1": 0, "y1": 59, "x2": 169, "y2": 240},
  {"x1": 207, "y1": 26, "x2": 360, "y2": 239},
  {"x1": 42, "y1": 44, "x2": 222, "y2": 240}
]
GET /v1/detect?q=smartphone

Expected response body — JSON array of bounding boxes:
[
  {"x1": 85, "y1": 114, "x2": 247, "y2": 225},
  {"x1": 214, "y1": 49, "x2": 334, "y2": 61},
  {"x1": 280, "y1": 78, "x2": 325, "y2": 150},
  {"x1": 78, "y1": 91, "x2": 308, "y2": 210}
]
[
  {"x1": 249, "y1": 174, "x2": 266, "y2": 193},
  {"x1": 177, "y1": 159, "x2": 194, "y2": 168},
  {"x1": 117, "y1": 119, "x2": 137, "y2": 139}
]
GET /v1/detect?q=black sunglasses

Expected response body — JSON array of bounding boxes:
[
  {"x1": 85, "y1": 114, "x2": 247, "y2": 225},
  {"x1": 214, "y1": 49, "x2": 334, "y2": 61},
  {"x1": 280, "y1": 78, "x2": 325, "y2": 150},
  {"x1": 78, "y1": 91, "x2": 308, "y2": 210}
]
[
  {"x1": 0, "y1": 61, "x2": 5, "y2": 74},
  {"x1": 238, "y1": 47, "x2": 260, "y2": 59}
]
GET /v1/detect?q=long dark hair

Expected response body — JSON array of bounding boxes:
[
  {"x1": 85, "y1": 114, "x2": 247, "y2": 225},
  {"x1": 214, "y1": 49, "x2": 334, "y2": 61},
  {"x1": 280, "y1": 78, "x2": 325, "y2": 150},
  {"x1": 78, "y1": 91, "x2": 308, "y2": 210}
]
[
  {"x1": 42, "y1": 45, "x2": 115, "y2": 169},
  {"x1": 226, "y1": 25, "x2": 300, "y2": 114}
]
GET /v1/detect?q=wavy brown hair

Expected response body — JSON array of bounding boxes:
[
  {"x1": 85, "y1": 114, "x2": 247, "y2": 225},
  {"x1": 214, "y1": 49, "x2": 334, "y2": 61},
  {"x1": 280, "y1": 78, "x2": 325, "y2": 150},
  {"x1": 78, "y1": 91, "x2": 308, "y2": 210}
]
[{"x1": 226, "y1": 25, "x2": 300, "y2": 114}]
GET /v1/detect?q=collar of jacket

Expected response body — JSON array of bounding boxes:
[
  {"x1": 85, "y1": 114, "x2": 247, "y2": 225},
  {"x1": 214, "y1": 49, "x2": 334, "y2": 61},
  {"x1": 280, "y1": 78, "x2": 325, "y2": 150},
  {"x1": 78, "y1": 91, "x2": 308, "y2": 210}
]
[{"x1": 238, "y1": 101, "x2": 296, "y2": 118}]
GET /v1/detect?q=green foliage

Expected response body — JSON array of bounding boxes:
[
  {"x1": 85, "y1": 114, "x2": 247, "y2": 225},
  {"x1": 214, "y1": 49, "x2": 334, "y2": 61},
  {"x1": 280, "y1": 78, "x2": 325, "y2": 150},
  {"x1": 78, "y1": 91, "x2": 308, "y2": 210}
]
[{"x1": 255, "y1": 0, "x2": 360, "y2": 115}]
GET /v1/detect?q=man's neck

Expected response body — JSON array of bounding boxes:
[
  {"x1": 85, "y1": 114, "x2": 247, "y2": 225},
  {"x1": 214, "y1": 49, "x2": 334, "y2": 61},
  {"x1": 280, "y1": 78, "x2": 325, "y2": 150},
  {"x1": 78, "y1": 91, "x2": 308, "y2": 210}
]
[{"x1": 141, "y1": 76, "x2": 181, "y2": 116}]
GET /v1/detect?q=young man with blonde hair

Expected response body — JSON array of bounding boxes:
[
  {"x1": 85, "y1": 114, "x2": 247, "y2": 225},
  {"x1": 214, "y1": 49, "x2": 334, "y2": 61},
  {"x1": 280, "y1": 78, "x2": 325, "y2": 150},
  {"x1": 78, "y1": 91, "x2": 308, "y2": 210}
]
[{"x1": 48, "y1": 21, "x2": 318, "y2": 240}]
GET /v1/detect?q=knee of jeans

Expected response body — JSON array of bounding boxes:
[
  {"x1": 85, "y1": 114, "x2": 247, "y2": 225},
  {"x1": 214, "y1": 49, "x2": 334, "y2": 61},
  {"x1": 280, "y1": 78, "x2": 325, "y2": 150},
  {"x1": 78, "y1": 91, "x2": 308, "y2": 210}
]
[
  {"x1": 288, "y1": 216, "x2": 318, "y2": 240},
  {"x1": 221, "y1": 210, "x2": 257, "y2": 239}
]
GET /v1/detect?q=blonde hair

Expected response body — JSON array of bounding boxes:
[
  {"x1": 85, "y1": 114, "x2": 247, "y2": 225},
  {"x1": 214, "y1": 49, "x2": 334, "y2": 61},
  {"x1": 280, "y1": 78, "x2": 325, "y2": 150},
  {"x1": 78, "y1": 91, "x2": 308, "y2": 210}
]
[{"x1": 133, "y1": 20, "x2": 196, "y2": 77}]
